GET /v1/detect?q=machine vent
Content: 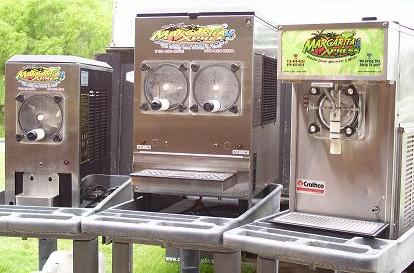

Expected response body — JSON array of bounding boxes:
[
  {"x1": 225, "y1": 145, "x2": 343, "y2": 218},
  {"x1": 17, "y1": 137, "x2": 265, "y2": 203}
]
[
  {"x1": 402, "y1": 133, "x2": 414, "y2": 233},
  {"x1": 80, "y1": 94, "x2": 89, "y2": 163},
  {"x1": 261, "y1": 56, "x2": 278, "y2": 125},
  {"x1": 87, "y1": 90, "x2": 108, "y2": 161}
]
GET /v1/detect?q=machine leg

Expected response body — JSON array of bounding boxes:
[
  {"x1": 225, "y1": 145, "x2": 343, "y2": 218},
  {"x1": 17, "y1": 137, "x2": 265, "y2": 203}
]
[
  {"x1": 257, "y1": 256, "x2": 278, "y2": 273},
  {"x1": 73, "y1": 238, "x2": 99, "y2": 273},
  {"x1": 165, "y1": 247, "x2": 181, "y2": 262},
  {"x1": 213, "y1": 251, "x2": 241, "y2": 273},
  {"x1": 38, "y1": 238, "x2": 57, "y2": 270},
  {"x1": 113, "y1": 242, "x2": 134, "y2": 273},
  {"x1": 180, "y1": 249, "x2": 200, "y2": 273}
]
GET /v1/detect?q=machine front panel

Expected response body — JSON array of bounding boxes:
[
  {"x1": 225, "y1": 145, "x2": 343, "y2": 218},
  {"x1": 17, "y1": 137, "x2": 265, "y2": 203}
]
[
  {"x1": 293, "y1": 82, "x2": 395, "y2": 222},
  {"x1": 134, "y1": 15, "x2": 254, "y2": 156}
]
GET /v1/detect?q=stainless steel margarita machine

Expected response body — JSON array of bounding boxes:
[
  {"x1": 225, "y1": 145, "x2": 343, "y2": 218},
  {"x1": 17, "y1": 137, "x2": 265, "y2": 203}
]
[
  {"x1": 224, "y1": 20, "x2": 414, "y2": 273},
  {"x1": 5, "y1": 55, "x2": 113, "y2": 208},
  {"x1": 81, "y1": 12, "x2": 286, "y2": 273},
  {"x1": 130, "y1": 12, "x2": 287, "y2": 204}
]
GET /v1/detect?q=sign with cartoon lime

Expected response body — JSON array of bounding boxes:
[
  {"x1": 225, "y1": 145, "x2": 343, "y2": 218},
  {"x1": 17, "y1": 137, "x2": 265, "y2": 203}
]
[{"x1": 281, "y1": 28, "x2": 385, "y2": 76}]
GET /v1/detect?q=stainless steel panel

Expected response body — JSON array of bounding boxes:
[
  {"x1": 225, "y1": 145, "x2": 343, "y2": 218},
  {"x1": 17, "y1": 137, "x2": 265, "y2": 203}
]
[
  {"x1": 133, "y1": 15, "x2": 281, "y2": 199},
  {"x1": 252, "y1": 124, "x2": 279, "y2": 196},
  {"x1": 15, "y1": 195, "x2": 58, "y2": 207},
  {"x1": 5, "y1": 57, "x2": 113, "y2": 207},
  {"x1": 291, "y1": 82, "x2": 395, "y2": 222},
  {"x1": 253, "y1": 18, "x2": 278, "y2": 58},
  {"x1": 397, "y1": 29, "x2": 414, "y2": 124},
  {"x1": 396, "y1": 126, "x2": 414, "y2": 236},
  {"x1": 16, "y1": 173, "x2": 60, "y2": 206},
  {"x1": 134, "y1": 15, "x2": 254, "y2": 156},
  {"x1": 5, "y1": 63, "x2": 81, "y2": 206}
]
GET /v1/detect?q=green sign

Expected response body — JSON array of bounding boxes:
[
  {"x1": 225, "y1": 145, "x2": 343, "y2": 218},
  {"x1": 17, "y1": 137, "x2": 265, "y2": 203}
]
[{"x1": 281, "y1": 28, "x2": 385, "y2": 76}]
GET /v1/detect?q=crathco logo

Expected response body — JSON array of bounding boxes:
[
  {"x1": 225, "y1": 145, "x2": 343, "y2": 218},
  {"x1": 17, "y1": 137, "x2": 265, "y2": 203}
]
[
  {"x1": 150, "y1": 23, "x2": 236, "y2": 50},
  {"x1": 296, "y1": 179, "x2": 326, "y2": 195},
  {"x1": 16, "y1": 66, "x2": 65, "y2": 89},
  {"x1": 302, "y1": 30, "x2": 361, "y2": 58}
]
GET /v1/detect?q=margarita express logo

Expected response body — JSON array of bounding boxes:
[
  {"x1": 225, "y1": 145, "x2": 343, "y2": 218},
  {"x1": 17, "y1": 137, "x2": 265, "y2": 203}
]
[
  {"x1": 150, "y1": 23, "x2": 236, "y2": 50},
  {"x1": 302, "y1": 30, "x2": 361, "y2": 58},
  {"x1": 16, "y1": 66, "x2": 65, "y2": 88}
]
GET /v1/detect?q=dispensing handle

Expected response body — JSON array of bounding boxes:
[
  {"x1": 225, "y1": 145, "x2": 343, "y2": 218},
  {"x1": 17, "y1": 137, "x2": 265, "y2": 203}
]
[
  {"x1": 151, "y1": 97, "x2": 170, "y2": 111},
  {"x1": 27, "y1": 129, "x2": 46, "y2": 142},
  {"x1": 203, "y1": 100, "x2": 221, "y2": 113}
]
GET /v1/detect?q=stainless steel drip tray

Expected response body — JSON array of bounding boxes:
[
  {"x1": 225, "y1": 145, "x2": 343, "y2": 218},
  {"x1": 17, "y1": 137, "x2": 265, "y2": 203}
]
[
  {"x1": 269, "y1": 212, "x2": 388, "y2": 237},
  {"x1": 131, "y1": 169, "x2": 237, "y2": 193}
]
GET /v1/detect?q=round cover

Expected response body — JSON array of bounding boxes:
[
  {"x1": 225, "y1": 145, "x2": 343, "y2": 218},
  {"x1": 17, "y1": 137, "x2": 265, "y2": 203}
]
[
  {"x1": 143, "y1": 64, "x2": 188, "y2": 110},
  {"x1": 18, "y1": 95, "x2": 63, "y2": 139},
  {"x1": 193, "y1": 65, "x2": 240, "y2": 112},
  {"x1": 318, "y1": 92, "x2": 358, "y2": 130}
]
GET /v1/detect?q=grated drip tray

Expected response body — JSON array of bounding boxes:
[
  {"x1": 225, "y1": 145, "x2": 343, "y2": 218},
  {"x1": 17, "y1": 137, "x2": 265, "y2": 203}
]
[
  {"x1": 269, "y1": 212, "x2": 388, "y2": 237},
  {"x1": 132, "y1": 169, "x2": 236, "y2": 182}
]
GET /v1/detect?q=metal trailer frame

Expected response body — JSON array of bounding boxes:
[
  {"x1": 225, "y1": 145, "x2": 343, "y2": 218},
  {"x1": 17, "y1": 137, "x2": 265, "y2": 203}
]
[
  {"x1": 0, "y1": 206, "x2": 99, "y2": 273},
  {"x1": 0, "y1": 175, "x2": 132, "y2": 273},
  {"x1": 81, "y1": 184, "x2": 283, "y2": 273},
  {"x1": 223, "y1": 213, "x2": 414, "y2": 273}
]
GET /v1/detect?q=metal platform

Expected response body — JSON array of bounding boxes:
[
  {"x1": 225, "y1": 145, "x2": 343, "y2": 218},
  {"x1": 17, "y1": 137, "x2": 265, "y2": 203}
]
[
  {"x1": 81, "y1": 184, "x2": 282, "y2": 273},
  {"x1": 0, "y1": 175, "x2": 133, "y2": 273},
  {"x1": 269, "y1": 212, "x2": 388, "y2": 237},
  {"x1": 223, "y1": 213, "x2": 414, "y2": 273},
  {"x1": 82, "y1": 184, "x2": 282, "y2": 250},
  {"x1": 0, "y1": 205, "x2": 93, "y2": 239}
]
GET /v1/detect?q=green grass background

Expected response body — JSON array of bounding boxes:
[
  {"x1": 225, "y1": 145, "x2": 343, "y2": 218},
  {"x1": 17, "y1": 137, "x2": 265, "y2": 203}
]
[{"x1": 0, "y1": 151, "x2": 255, "y2": 273}]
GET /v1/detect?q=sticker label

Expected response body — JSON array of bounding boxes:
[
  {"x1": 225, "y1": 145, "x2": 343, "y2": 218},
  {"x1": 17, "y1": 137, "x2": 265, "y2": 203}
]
[
  {"x1": 16, "y1": 66, "x2": 65, "y2": 88},
  {"x1": 281, "y1": 28, "x2": 384, "y2": 76},
  {"x1": 126, "y1": 71, "x2": 134, "y2": 83},
  {"x1": 150, "y1": 23, "x2": 236, "y2": 51},
  {"x1": 296, "y1": 179, "x2": 326, "y2": 195},
  {"x1": 232, "y1": 149, "x2": 249, "y2": 155},
  {"x1": 81, "y1": 71, "x2": 89, "y2": 86},
  {"x1": 137, "y1": 144, "x2": 152, "y2": 150}
]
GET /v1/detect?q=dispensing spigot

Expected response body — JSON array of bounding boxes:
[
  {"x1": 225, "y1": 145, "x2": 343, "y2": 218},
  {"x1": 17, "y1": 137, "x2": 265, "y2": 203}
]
[
  {"x1": 310, "y1": 82, "x2": 342, "y2": 155},
  {"x1": 329, "y1": 109, "x2": 342, "y2": 155}
]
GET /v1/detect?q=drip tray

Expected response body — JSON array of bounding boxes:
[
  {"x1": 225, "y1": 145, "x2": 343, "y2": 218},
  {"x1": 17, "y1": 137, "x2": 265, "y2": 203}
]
[
  {"x1": 269, "y1": 212, "x2": 388, "y2": 237},
  {"x1": 134, "y1": 169, "x2": 235, "y2": 182},
  {"x1": 131, "y1": 169, "x2": 237, "y2": 194}
]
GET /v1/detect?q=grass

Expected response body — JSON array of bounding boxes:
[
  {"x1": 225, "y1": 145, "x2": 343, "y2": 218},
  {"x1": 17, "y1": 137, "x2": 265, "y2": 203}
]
[
  {"x1": 0, "y1": 150, "x2": 256, "y2": 272},
  {"x1": 0, "y1": 113, "x2": 4, "y2": 139}
]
